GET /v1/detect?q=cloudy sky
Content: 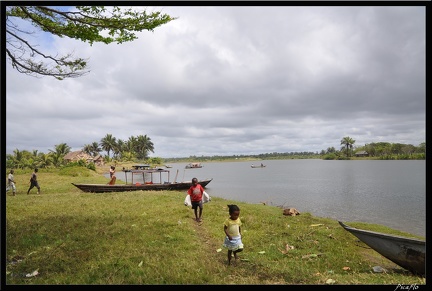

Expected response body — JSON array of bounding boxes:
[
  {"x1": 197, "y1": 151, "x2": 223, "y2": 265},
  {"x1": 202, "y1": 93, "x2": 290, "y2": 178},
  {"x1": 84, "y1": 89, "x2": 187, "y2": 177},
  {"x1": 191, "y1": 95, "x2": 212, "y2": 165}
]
[{"x1": 4, "y1": 5, "x2": 426, "y2": 158}]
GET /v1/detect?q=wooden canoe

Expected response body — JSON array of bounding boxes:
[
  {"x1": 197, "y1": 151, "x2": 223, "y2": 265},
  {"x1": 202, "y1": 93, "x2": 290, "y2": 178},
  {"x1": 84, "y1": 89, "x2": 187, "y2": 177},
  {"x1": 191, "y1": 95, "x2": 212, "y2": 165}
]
[
  {"x1": 72, "y1": 178, "x2": 212, "y2": 193},
  {"x1": 338, "y1": 221, "x2": 425, "y2": 275},
  {"x1": 251, "y1": 165, "x2": 266, "y2": 168}
]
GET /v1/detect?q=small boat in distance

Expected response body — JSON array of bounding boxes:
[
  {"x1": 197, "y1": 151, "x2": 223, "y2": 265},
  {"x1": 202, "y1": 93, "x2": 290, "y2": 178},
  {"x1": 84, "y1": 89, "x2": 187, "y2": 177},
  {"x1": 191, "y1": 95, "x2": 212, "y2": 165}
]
[
  {"x1": 185, "y1": 162, "x2": 203, "y2": 169},
  {"x1": 122, "y1": 164, "x2": 151, "y2": 172},
  {"x1": 338, "y1": 221, "x2": 425, "y2": 275},
  {"x1": 251, "y1": 163, "x2": 266, "y2": 168}
]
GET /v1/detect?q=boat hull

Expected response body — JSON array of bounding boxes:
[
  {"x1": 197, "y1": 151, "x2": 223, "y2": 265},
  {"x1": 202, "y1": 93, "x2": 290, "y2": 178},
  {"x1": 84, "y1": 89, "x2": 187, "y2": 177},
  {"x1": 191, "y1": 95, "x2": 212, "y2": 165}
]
[
  {"x1": 185, "y1": 163, "x2": 203, "y2": 169},
  {"x1": 72, "y1": 179, "x2": 213, "y2": 193},
  {"x1": 338, "y1": 221, "x2": 425, "y2": 275}
]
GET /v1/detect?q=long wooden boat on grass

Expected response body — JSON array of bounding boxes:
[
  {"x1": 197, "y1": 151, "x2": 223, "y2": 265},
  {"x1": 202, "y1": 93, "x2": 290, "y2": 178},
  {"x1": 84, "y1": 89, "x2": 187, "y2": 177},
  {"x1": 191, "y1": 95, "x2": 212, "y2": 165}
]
[
  {"x1": 72, "y1": 168, "x2": 212, "y2": 193},
  {"x1": 338, "y1": 221, "x2": 425, "y2": 275}
]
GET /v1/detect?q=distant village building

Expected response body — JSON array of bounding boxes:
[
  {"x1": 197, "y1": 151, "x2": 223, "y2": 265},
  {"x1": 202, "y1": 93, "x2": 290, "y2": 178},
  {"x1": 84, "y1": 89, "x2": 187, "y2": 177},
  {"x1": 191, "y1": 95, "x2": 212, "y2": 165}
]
[
  {"x1": 355, "y1": 151, "x2": 369, "y2": 157},
  {"x1": 92, "y1": 154, "x2": 105, "y2": 166},
  {"x1": 63, "y1": 151, "x2": 101, "y2": 165}
]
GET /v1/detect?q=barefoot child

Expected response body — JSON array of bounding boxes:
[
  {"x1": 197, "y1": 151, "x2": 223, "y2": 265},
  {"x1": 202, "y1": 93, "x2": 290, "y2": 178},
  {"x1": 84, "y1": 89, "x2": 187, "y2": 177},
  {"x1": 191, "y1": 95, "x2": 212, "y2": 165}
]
[
  {"x1": 223, "y1": 204, "x2": 243, "y2": 265},
  {"x1": 187, "y1": 177, "x2": 205, "y2": 222}
]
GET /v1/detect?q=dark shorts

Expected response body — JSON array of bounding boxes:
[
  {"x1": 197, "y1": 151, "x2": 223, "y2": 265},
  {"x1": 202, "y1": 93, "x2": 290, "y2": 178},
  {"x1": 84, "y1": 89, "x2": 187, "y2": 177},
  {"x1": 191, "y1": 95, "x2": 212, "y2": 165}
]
[
  {"x1": 191, "y1": 200, "x2": 203, "y2": 210},
  {"x1": 30, "y1": 181, "x2": 40, "y2": 189}
]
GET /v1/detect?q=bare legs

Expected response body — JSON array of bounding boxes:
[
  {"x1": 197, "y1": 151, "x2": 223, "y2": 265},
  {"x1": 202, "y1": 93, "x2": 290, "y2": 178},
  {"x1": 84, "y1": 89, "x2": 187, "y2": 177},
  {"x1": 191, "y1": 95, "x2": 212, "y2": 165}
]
[
  {"x1": 227, "y1": 249, "x2": 243, "y2": 266},
  {"x1": 27, "y1": 185, "x2": 40, "y2": 194},
  {"x1": 194, "y1": 207, "x2": 203, "y2": 222}
]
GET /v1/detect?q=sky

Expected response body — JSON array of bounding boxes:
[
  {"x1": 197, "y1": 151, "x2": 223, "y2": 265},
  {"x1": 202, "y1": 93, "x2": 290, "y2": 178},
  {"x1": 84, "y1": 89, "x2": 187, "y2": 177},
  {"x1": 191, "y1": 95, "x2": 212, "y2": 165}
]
[{"x1": 4, "y1": 5, "x2": 426, "y2": 158}]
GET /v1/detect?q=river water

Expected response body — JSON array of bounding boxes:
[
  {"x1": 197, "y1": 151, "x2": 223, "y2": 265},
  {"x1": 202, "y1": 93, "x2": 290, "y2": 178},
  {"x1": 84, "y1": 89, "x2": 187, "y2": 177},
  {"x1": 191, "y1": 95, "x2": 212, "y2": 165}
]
[{"x1": 114, "y1": 159, "x2": 426, "y2": 237}]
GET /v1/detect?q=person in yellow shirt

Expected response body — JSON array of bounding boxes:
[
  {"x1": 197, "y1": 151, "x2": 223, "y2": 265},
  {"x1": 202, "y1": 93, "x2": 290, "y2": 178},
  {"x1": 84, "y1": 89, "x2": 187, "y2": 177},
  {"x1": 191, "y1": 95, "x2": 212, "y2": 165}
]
[{"x1": 222, "y1": 204, "x2": 243, "y2": 265}]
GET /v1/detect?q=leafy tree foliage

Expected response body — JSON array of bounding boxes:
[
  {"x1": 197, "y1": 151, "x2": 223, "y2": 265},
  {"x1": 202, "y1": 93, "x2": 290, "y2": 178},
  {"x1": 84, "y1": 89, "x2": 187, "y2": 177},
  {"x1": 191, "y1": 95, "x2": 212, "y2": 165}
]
[
  {"x1": 340, "y1": 136, "x2": 356, "y2": 157},
  {"x1": 5, "y1": 6, "x2": 176, "y2": 79},
  {"x1": 134, "y1": 134, "x2": 154, "y2": 160},
  {"x1": 100, "y1": 133, "x2": 116, "y2": 159},
  {"x1": 48, "y1": 143, "x2": 72, "y2": 167},
  {"x1": 83, "y1": 141, "x2": 102, "y2": 156},
  {"x1": 5, "y1": 136, "x2": 425, "y2": 170}
]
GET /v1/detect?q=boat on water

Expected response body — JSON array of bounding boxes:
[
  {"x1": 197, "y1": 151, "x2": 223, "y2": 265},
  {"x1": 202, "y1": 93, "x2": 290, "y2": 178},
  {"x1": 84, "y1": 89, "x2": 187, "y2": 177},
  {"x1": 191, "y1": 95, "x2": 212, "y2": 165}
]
[
  {"x1": 185, "y1": 162, "x2": 203, "y2": 169},
  {"x1": 251, "y1": 164, "x2": 266, "y2": 168},
  {"x1": 338, "y1": 221, "x2": 425, "y2": 275},
  {"x1": 122, "y1": 164, "x2": 151, "y2": 172},
  {"x1": 72, "y1": 168, "x2": 212, "y2": 193}
]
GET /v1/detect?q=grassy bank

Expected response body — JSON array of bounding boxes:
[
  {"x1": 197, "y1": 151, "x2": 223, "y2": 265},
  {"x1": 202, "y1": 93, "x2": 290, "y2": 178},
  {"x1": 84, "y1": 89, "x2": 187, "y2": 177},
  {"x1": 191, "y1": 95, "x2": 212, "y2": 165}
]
[{"x1": 5, "y1": 167, "x2": 425, "y2": 285}]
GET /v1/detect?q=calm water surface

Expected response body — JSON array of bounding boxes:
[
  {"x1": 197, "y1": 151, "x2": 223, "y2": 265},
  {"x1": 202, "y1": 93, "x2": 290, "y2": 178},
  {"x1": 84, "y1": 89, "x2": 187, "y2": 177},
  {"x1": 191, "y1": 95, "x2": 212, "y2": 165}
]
[{"x1": 118, "y1": 160, "x2": 426, "y2": 237}]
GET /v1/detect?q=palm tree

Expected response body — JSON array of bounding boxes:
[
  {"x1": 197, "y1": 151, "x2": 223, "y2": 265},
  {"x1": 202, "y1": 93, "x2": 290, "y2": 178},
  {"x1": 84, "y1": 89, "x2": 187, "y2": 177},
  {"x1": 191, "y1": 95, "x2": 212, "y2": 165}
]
[
  {"x1": 49, "y1": 143, "x2": 71, "y2": 156},
  {"x1": 37, "y1": 152, "x2": 53, "y2": 168},
  {"x1": 135, "y1": 135, "x2": 154, "y2": 160},
  {"x1": 6, "y1": 149, "x2": 24, "y2": 169},
  {"x1": 49, "y1": 143, "x2": 71, "y2": 166},
  {"x1": 100, "y1": 134, "x2": 116, "y2": 159},
  {"x1": 82, "y1": 144, "x2": 93, "y2": 155},
  {"x1": 113, "y1": 139, "x2": 125, "y2": 160},
  {"x1": 121, "y1": 151, "x2": 136, "y2": 162},
  {"x1": 340, "y1": 136, "x2": 355, "y2": 157},
  {"x1": 125, "y1": 136, "x2": 137, "y2": 152},
  {"x1": 90, "y1": 141, "x2": 102, "y2": 157}
]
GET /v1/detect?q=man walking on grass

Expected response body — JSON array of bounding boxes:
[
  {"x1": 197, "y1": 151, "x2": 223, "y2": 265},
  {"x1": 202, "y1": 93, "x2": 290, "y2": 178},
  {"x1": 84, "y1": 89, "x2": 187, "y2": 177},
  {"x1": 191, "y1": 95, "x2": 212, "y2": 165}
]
[
  {"x1": 6, "y1": 169, "x2": 17, "y2": 196},
  {"x1": 27, "y1": 168, "x2": 41, "y2": 194}
]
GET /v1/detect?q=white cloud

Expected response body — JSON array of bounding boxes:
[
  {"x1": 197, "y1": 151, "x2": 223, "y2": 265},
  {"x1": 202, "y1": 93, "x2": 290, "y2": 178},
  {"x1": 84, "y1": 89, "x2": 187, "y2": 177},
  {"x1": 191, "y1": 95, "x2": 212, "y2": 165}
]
[{"x1": 4, "y1": 5, "x2": 426, "y2": 157}]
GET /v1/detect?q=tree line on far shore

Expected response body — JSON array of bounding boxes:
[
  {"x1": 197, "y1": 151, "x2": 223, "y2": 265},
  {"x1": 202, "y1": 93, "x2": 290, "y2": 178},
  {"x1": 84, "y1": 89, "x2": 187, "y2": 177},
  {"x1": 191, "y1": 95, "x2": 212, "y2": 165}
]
[
  {"x1": 5, "y1": 135, "x2": 425, "y2": 171},
  {"x1": 166, "y1": 137, "x2": 425, "y2": 162}
]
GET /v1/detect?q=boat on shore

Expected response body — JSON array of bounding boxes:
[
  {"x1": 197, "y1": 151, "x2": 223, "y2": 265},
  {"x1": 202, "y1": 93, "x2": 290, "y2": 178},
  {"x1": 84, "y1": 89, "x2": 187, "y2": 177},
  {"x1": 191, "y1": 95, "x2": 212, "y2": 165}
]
[
  {"x1": 185, "y1": 162, "x2": 203, "y2": 169},
  {"x1": 72, "y1": 168, "x2": 212, "y2": 193},
  {"x1": 338, "y1": 221, "x2": 425, "y2": 275},
  {"x1": 251, "y1": 164, "x2": 266, "y2": 168}
]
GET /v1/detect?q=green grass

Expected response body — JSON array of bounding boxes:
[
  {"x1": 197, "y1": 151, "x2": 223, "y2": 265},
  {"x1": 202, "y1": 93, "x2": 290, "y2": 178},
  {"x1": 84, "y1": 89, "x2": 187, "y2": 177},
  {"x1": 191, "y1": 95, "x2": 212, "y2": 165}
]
[{"x1": 5, "y1": 167, "x2": 426, "y2": 285}]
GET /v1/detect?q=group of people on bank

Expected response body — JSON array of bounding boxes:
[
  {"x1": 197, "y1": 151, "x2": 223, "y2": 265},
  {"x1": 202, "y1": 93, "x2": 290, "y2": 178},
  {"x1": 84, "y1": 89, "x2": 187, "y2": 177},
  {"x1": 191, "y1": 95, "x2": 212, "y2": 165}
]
[
  {"x1": 7, "y1": 167, "x2": 243, "y2": 266},
  {"x1": 186, "y1": 177, "x2": 244, "y2": 266},
  {"x1": 6, "y1": 168, "x2": 41, "y2": 196}
]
